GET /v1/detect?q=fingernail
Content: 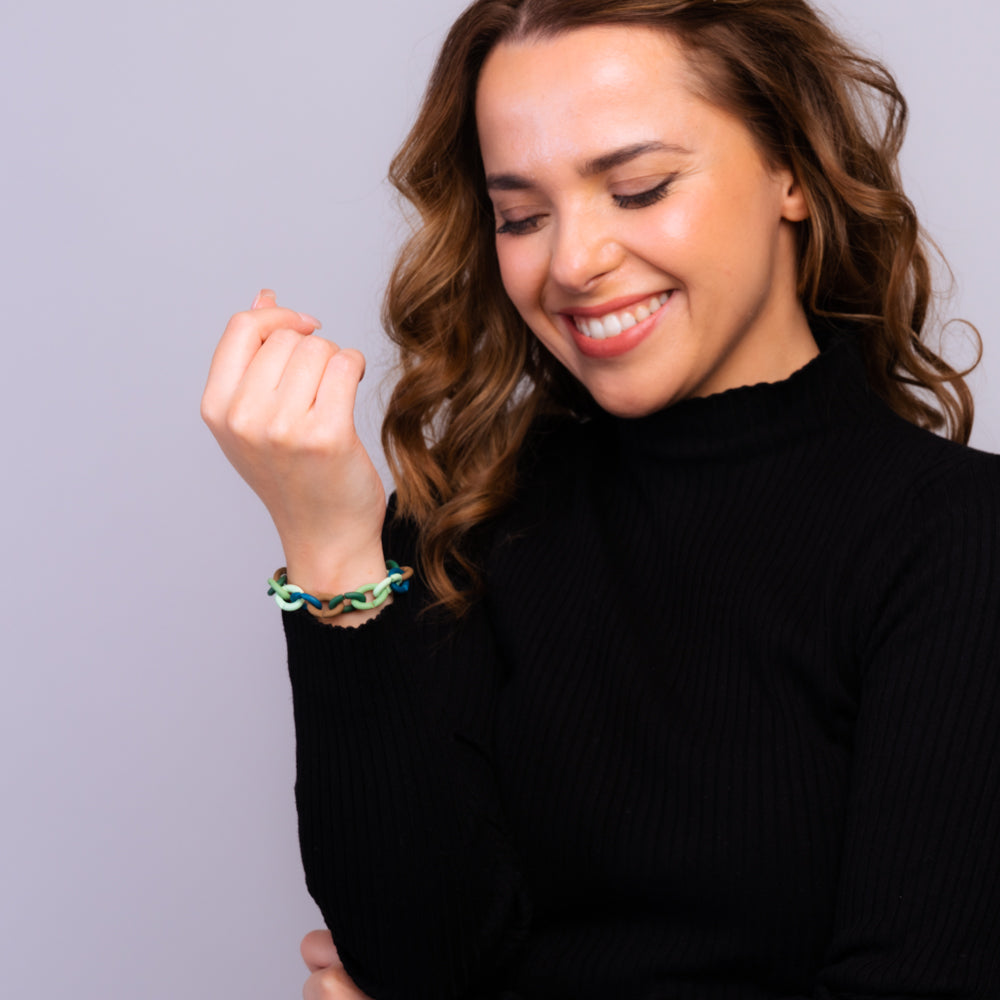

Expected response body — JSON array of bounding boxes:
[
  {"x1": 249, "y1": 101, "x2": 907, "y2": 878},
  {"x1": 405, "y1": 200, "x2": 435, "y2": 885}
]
[
  {"x1": 298, "y1": 312, "x2": 322, "y2": 330},
  {"x1": 252, "y1": 288, "x2": 276, "y2": 310}
]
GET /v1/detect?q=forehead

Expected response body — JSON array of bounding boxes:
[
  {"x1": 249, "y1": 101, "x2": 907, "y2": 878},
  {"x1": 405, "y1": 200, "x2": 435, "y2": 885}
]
[{"x1": 475, "y1": 26, "x2": 707, "y2": 167}]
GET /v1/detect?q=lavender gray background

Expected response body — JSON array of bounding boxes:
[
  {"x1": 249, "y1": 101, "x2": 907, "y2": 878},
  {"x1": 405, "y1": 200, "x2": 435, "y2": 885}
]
[{"x1": 2, "y1": 2, "x2": 996, "y2": 997}]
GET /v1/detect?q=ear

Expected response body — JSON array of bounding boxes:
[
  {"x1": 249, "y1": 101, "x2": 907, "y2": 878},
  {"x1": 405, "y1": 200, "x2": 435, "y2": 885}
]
[{"x1": 779, "y1": 170, "x2": 810, "y2": 222}]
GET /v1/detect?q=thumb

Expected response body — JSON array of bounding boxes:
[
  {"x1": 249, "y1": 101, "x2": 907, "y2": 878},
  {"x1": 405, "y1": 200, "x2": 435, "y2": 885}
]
[
  {"x1": 251, "y1": 287, "x2": 323, "y2": 329},
  {"x1": 252, "y1": 287, "x2": 277, "y2": 310}
]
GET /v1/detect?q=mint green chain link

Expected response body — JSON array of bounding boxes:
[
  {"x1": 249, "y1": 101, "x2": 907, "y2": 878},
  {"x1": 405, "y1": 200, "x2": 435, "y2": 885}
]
[
  {"x1": 347, "y1": 570, "x2": 404, "y2": 610},
  {"x1": 267, "y1": 574, "x2": 306, "y2": 612}
]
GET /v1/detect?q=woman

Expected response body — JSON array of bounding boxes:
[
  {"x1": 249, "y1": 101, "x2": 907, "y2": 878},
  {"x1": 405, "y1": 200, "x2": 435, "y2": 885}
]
[{"x1": 202, "y1": 1, "x2": 1000, "y2": 998}]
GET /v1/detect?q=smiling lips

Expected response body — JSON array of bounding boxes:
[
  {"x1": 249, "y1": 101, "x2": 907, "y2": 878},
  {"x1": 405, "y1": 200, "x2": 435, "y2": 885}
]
[
  {"x1": 571, "y1": 291, "x2": 672, "y2": 340},
  {"x1": 563, "y1": 290, "x2": 674, "y2": 359}
]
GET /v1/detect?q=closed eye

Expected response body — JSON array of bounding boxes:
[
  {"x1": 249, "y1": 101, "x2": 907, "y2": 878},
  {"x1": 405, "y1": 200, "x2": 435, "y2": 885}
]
[
  {"x1": 612, "y1": 176, "x2": 675, "y2": 209},
  {"x1": 496, "y1": 174, "x2": 675, "y2": 235},
  {"x1": 496, "y1": 215, "x2": 544, "y2": 236}
]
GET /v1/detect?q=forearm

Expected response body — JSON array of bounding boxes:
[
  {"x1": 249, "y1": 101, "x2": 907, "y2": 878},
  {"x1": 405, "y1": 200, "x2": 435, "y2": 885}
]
[{"x1": 284, "y1": 602, "x2": 531, "y2": 999}]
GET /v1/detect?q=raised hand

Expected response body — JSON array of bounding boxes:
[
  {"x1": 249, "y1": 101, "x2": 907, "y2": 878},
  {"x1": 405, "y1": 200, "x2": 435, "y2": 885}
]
[
  {"x1": 201, "y1": 290, "x2": 388, "y2": 603},
  {"x1": 301, "y1": 930, "x2": 373, "y2": 1000}
]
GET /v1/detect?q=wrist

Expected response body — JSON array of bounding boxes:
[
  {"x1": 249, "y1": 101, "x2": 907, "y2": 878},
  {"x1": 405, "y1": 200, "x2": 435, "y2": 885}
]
[
  {"x1": 273, "y1": 551, "x2": 411, "y2": 630},
  {"x1": 280, "y1": 529, "x2": 386, "y2": 596},
  {"x1": 284, "y1": 551, "x2": 388, "y2": 598}
]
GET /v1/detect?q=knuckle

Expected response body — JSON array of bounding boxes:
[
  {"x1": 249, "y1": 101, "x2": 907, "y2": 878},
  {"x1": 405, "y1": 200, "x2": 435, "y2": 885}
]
[
  {"x1": 269, "y1": 327, "x2": 300, "y2": 349},
  {"x1": 223, "y1": 309, "x2": 256, "y2": 339},
  {"x1": 335, "y1": 347, "x2": 365, "y2": 371},
  {"x1": 298, "y1": 334, "x2": 334, "y2": 358},
  {"x1": 225, "y1": 404, "x2": 259, "y2": 441},
  {"x1": 199, "y1": 393, "x2": 218, "y2": 428},
  {"x1": 264, "y1": 415, "x2": 296, "y2": 447},
  {"x1": 325, "y1": 350, "x2": 365, "y2": 387}
]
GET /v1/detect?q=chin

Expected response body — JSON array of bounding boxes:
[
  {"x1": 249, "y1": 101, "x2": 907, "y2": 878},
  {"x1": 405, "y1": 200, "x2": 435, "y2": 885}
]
[{"x1": 587, "y1": 384, "x2": 674, "y2": 419}]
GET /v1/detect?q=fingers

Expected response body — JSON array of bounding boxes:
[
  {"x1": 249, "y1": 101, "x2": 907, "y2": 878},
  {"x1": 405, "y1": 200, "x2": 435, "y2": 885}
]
[
  {"x1": 301, "y1": 929, "x2": 340, "y2": 973},
  {"x1": 226, "y1": 336, "x2": 365, "y2": 447},
  {"x1": 301, "y1": 930, "x2": 372, "y2": 1000},
  {"x1": 228, "y1": 327, "x2": 315, "y2": 418},
  {"x1": 313, "y1": 349, "x2": 367, "y2": 437},
  {"x1": 273, "y1": 334, "x2": 338, "y2": 415},
  {"x1": 202, "y1": 289, "x2": 322, "y2": 421}
]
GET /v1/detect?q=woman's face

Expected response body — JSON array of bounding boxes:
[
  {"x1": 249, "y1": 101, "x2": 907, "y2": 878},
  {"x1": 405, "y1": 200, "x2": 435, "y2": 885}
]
[{"x1": 475, "y1": 26, "x2": 816, "y2": 418}]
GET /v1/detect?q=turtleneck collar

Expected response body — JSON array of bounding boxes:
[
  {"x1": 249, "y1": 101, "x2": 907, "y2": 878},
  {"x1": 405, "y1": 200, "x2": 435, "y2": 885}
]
[{"x1": 605, "y1": 321, "x2": 878, "y2": 462}]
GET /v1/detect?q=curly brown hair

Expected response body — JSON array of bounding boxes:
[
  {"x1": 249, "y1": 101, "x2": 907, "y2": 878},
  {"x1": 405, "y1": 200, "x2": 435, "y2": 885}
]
[{"x1": 380, "y1": 0, "x2": 978, "y2": 616}]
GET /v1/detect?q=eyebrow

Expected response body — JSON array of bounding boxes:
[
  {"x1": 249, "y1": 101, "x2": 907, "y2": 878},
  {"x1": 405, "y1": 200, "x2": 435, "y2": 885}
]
[{"x1": 485, "y1": 141, "x2": 691, "y2": 191}]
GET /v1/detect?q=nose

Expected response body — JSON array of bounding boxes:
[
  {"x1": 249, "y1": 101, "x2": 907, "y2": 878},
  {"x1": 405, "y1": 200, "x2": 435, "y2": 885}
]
[{"x1": 547, "y1": 206, "x2": 624, "y2": 292}]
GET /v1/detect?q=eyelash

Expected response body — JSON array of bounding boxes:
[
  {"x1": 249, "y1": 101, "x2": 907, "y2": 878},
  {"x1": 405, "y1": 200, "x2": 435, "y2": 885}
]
[
  {"x1": 496, "y1": 177, "x2": 675, "y2": 236},
  {"x1": 496, "y1": 217, "x2": 541, "y2": 237},
  {"x1": 613, "y1": 177, "x2": 674, "y2": 209}
]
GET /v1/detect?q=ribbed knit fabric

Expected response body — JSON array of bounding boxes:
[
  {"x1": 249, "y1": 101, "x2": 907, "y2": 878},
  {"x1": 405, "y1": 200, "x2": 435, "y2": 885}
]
[{"x1": 284, "y1": 326, "x2": 1000, "y2": 1000}]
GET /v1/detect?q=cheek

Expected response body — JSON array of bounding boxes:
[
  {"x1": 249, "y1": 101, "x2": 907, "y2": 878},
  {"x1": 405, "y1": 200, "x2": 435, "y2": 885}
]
[
  {"x1": 644, "y1": 186, "x2": 767, "y2": 284},
  {"x1": 649, "y1": 198, "x2": 698, "y2": 245},
  {"x1": 496, "y1": 241, "x2": 545, "y2": 312},
  {"x1": 630, "y1": 196, "x2": 709, "y2": 273}
]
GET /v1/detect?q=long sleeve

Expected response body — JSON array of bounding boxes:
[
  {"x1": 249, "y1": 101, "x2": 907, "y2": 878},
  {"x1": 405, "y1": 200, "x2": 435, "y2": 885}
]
[
  {"x1": 284, "y1": 507, "x2": 532, "y2": 1000},
  {"x1": 811, "y1": 455, "x2": 1000, "y2": 998}
]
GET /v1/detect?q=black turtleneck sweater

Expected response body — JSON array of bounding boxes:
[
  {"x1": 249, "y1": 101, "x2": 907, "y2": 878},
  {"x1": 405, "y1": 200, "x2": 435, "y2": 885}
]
[{"x1": 283, "y1": 328, "x2": 1000, "y2": 1000}]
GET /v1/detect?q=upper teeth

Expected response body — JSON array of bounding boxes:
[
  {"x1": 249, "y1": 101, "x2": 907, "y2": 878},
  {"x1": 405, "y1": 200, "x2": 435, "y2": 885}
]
[{"x1": 573, "y1": 292, "x2": 671, "y2": 339}]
